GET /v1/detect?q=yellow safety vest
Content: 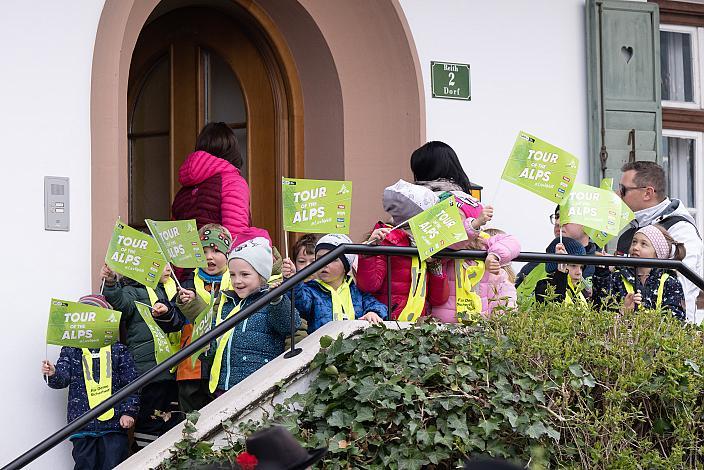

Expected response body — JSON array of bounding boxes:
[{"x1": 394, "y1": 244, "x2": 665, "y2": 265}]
[
  {"x1": 208, "y1": 295, "x2": 243, "y2": 393},
  {"x1": 455, "y1": 259, "x2": 485, "y2": 323},
  {"x1": 623, "y1": 273, "x2": 670, "y2": 310},
  {"x1": 316, "y1": 278, "x2": 356, "y2": 321},
  {"x1": 81, "y1": 346, "x2": 114, "y2": 421},
  {"x1": 564, "y1": 276, "x2": 588, "y2": 306},
  {"x1": 146, "y1": 279, "x2": 181, "y2": 352},
  {"x1": 397, "y1": 257, "x2": 428, "y2": 322},
  {"x1": 194, "y1": 269, "x2": 231, "y2": 304}
]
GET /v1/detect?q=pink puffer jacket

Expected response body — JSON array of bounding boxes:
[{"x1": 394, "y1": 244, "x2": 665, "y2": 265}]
[
  {"x1": 431, "y1": 230, "x2": 520, "y2": 323},
  {"x1": 173, "y1": 151, "x2": 251, "y2": 238}
]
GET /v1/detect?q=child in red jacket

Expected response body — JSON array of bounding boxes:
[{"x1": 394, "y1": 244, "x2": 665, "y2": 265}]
[{"x1": 356, "y1": 180, "x2": 449, "y2": 321}]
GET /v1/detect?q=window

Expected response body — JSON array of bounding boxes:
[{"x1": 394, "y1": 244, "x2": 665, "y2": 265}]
[
  {"x1": 660, "y1": 25, "x2": 700, "y2": 107},
  {"x1": 661, "y1": 22, "x2": 704, "y2": 237},
  {"x1": 661, "y1": 130, "x2": 704, "y2": 236}
]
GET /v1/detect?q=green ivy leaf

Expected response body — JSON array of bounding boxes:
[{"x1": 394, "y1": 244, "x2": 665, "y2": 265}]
[
  {"x1": 477, "y1": 418, "x2": 500, "y2": 438},
  {"x1": 319, "y1": 335, "x2": 333, "y2": 348},
  {"x1": 568, "y1": 364, "x2": 584, "y2": 378},
  {"x1": 525, "y1": 421, "x2": 548, "y2": 439}
]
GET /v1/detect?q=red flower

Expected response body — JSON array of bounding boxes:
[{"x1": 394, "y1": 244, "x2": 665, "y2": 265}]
[{"x1": 236, "y1": 452, "x2": 258, "y2": 470}]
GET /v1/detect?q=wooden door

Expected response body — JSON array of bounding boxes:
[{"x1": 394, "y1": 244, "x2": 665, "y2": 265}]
[{"x1": 128, "y1": 7, "x2": 283, "y2": 243}]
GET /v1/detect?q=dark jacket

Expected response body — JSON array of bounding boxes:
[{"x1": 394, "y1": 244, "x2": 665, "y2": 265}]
[
  {"x1": 103, "y1": 280, "x2": 175, "y2": 382},
  {"x1": 48, "y1": 343, "x2": 139, "y2": 434},
  {"x1": 156, "y1": 287, "x2": 300, "y2": 390},
  {"x1": 535, "y1": 270, "x2": 587, "y2": 304},
  {"x1": 591, "y1": 266, "x2": 686, "y2": 321},
  {"x1": 293, "y1": 277, "x2": 388, "y2": 333}
]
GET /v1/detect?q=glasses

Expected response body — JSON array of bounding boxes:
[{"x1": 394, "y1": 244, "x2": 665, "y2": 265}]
[
  {"x1": 549, "y1": 214, "x2": 559, "y2": 225},
  {"x1": 619, "y1": 184, "x2": 649, "y2": 197}
]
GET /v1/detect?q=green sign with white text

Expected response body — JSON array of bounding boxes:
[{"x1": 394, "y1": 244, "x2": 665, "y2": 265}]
[
  {"x1": 431, "y1": 61, "x2": 471, "y2": 100},
  {"x1": 135, "y1": 301, "x2": 175, "y2": 364},
  {"x1": 146, "y1": 219, "x2": 206, "y2": 269},
  {"x1": 47, "y1": 299, "x2": 121, "y2": 348},
  {"x1": 501, "y1": 131, "x2": 579, "y2": 204},
  {"x1": 105, "y1": 220, "x2": 166, "y2": 289},
  {"x1": 408, "y1": 196, "x2": 468, "y2": 261},
  {"x1": 560, "y1": 184, "x2": 624, "y2": 236},
  {"x1": 282, "y1": 178, "x2": 352, "y2": 234}
]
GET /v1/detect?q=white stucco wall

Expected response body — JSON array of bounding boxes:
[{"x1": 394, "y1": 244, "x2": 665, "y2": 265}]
[
  {"x1": 0, "y1": 1, "x2": 104, "y2": 468},
  {"x1": 401, "y1": 0, "x2": 590, "y2": 253}
]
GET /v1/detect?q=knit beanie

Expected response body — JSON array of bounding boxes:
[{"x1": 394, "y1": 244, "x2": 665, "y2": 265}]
[
  {"x1": 383, "y1": 179, "x2": 438, "y2": 226},
  {"x1": 228, "y1": 237, "x2": 273, "y2": 280},
  {"x1": 199, "y1": 224, "x2": 232, "y2": 254},
  {"x1": 78, "y1": 294, "x2": 113, "y2": 310},
  {"x1": 315, "y1": 234, "x2": 356, "y2": 273},
  {"x1": 635, "y1": 225, "x2": 673, "y2": 259},
  {"x1": 545, "y1": 236, "x2": 586, "y2": 273}
]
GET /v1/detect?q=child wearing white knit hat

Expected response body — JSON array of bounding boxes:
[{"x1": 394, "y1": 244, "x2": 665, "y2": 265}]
[{"x1": 282, "y1": 233, "x2": 389, "y2": 333}]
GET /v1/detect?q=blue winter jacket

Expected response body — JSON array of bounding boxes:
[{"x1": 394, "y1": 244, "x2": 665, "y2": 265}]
[
  {"x1": 156, "y1": 288, "x2": 300, "y2": 391},
  {"x1": 293, "y1": 277, "x2": 388, "y2": 333},
  {"x1": 47, "y1": 343, "x2": 139, "y2": 435}
]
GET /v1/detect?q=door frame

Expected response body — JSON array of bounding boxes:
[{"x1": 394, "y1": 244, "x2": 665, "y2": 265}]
[{"x1": 127, "y1": 7, "x2": 290, "y2": 239}]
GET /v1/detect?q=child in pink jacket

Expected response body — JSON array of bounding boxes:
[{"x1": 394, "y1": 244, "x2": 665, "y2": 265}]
[{"x1": 431, "y1": 194, "x2": 520, "y2": 323}]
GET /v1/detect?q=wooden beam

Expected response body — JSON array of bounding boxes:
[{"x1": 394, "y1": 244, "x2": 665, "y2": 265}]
[
  {"x1": 663, "y1": 107, "x2": 704, "y2": 131},
  {"x1": 651, "y1": 0, "x2": 704, "y2": 27}
]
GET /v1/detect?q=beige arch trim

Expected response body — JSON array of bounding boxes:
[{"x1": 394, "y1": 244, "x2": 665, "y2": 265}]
[{"x1": 90, "y1": 0, "x2": 425, "y2": 284}]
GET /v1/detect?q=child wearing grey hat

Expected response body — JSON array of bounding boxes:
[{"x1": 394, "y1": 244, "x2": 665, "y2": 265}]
[{"x1": 282, "y1": 234, "x2": 388, "y2": 333}]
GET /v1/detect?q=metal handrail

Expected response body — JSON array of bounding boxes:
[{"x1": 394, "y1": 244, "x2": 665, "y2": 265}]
[{"x1": 4, "y1": 244, "x2": 704, "y2": 469}]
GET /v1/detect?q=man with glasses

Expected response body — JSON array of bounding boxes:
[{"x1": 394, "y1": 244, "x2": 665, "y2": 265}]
[{"x1": 617, "y1": 161, "x2": 703, "y2": 323}]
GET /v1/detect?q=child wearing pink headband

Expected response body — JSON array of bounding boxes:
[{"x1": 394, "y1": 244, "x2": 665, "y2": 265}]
[{"x1": 592, "y1": 223, "x2": 686, "y2": 320}]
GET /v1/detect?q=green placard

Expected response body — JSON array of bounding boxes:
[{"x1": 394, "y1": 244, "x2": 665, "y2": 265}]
[
  {"x1": 431, "y1": 61, "x2": 471, "y2": 100},
  {"x1": 584, "y1": 200, "x2": 635, "y2": 249},
  {"x1": 105, "y1": 220, "x2": 166, "y2": 289},
  {"x1": 408, "y1": 196, "x2": 468, "y2": 261},
  {"x1": 282, "y1": 178, "x2": 352, "y2": 234},
  {"x1": 189, "y1": 297, "x2": 216, "y2": 367},
  {"x1": 135, "y1": 302, "x2": 175, "y2": 364},
  {"x1": 560, "y1": 183, "x2": 632, "y2": 236},
  {"x1": 47, "y1": 299, "x2": 121, "y2": 348},
  {"x1": 501, "y1": 131, "x2": 579, "y2": 204},
  {"x1": 146, "y1": 219, "x2": 206, "y2": 269}
]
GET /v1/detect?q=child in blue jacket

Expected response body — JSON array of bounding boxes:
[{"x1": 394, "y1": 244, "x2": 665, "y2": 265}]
[
  {"x1": 153, "y1": 236, "x2": 300, "y2": 395},
  {"x1": 41, "y1": 295, "x2": 139, "y2": 469},
  {"x1": 282, "y1": 234, "x2": 388, "y2": 333}
]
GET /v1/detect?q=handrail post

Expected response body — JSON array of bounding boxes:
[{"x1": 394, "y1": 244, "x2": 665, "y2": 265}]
[
  {"x1": 386, "y1": 255, "x2": 392, "y2": 317},
  {"x1": 284, "y1": 286, "x2": 302, "y2": 359}
]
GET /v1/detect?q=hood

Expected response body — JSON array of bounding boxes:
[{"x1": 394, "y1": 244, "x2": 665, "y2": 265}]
[
  {"x1": 634, "y1": 198, "x2": 696, "y2": 227},
  {"x1": 178, "y1": 150, "x2": 241, "y2": 186}
]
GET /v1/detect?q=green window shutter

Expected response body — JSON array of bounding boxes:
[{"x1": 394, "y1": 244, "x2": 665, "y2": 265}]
[{"x1": 586, "y1": 0, "x2": 662, "y2": 185}]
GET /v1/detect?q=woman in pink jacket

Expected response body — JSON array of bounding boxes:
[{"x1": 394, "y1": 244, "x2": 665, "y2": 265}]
[
  {"x1": 172, "y1": 123, "x2": 251, "y2": 241},
  {"x1": 431, "y1": 196, "x2": 520, "y2": 323}
]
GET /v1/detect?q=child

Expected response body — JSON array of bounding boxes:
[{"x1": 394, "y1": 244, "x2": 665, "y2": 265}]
[
  {"x1": 356, "y1": 179, "x2": 449, "y2": 321},
  {"x1": 42, "y1": 295, "x2": 139, "y2": 469},
  {"x1": 282, "y1": 234, "x2": 388, "y2": 332},
  {"x1": 432, "y1": 194, "x2": 520, "y2": 322},
  {"x1": 592, "y1": 224, "x2": 686, "y2": 320},
  {"x1": 481, "y1": 228, "x2": 519, "y2": 312},
  {"x1": 155, "y1": 237, "x2": 300, "y2": 394},
  {"x1": 167, "y1": 223, "x2": 233, "y2": 412},
  {"x1": 292, "y1": 234, "x2": 320, "y2": 280},
  {"x1": 534, "y1": 237, "x2": 588, "y2": 305},
  {"x1": 100, "y1": 263, "x2": 180, "y2": 450}
]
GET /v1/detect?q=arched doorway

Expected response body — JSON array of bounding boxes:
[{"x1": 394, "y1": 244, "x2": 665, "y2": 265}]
[
  {"x1": 128, "y1": 6, "x2": 297, "y2": 243},
  {"x1": 91, "y1": 0, "x2": 424, "y2": 283}
]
